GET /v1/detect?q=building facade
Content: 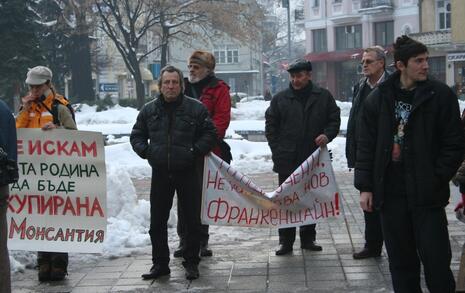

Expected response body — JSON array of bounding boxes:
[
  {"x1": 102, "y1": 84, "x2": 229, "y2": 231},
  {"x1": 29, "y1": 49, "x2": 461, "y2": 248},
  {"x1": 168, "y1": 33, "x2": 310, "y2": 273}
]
[
  {"x1": 303, "y1": 0, "x2": 419, "y2": 100},
  {"x1": 92, "y1": 28, "x2": 156, "y2": 101},
  {"x1": 410, "y1": 0, "x2": 465, "y2": 97},
  {"x1": 169, "y1": 34, "x2": 263, "y2": 97}
]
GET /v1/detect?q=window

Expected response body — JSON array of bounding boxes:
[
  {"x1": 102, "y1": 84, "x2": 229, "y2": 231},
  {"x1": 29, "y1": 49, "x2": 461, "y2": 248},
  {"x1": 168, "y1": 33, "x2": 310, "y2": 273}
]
[
  {"x1": 335, "y1": 25, "x2": 362, "y2": 50},
  {"x1": 429, "y1": 56, "x2": 446, "y2": 82},
  {"x1": 333, "y1": 0, "x2": 342, "y2": 3},
  {"x1": 214, "y1": 46, "x2": 239, "y2": 64},
  {"x1": 312, "y1": 0, "x2": 320, "y2": 7},
  {"x1": 375, "y1": 21, "x2": 394, "y2": 47},
  {"x1": 437, "y1": 0, "x2": 451, "y2": 30},
  {"x1": 312, "y1": 29, "x2": 327, "y2": 52}
]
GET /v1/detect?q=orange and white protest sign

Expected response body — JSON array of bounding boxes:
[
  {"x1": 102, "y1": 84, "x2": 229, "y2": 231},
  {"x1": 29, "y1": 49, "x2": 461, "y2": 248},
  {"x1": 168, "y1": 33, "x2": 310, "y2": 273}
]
[
  {"x1": 8, "y1": 129, "x2": 106, "y2": 253},
  {"x1": 202, "y1": 147, "x2": 340, "y2": 228}
]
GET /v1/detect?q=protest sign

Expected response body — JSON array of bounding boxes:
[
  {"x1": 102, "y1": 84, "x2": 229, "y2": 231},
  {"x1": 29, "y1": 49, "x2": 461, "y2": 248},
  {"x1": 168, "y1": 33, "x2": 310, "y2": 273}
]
[
  {"x1": 202, "y1": 147, "x2": 340, "y2": 228},
  {"x1": 8, "y1": 129, "x2": 106, "y2": 253}
]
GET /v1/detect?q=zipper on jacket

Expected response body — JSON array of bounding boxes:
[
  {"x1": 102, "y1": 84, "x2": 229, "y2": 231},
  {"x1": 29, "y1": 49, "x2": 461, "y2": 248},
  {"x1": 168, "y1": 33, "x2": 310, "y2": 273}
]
[{"x1": 167, "y1": 110, "x2": 175, "y2": 171}]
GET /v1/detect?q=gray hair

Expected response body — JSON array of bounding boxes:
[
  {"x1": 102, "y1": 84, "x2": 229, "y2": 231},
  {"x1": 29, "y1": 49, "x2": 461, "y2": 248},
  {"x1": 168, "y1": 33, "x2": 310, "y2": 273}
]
[
  {"x1": 158, "y1": 65, "x2": 185, "y2": 94},
  {"x1": 364, "y1": 46, "x2": 386, "y2": 68}
]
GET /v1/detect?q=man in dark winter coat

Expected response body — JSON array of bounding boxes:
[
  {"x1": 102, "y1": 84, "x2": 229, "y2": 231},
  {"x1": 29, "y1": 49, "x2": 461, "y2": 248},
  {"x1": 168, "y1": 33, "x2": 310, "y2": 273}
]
[
  {"x1": 346, "y1": 46, "x2": 389, "y2": 260},
  {"x1": 355, "y1": 36, "x2": 465, "y2": 292},
  {"x1": 130, "y1": 65, "x2": 217, "y2": 281},
  {"x1": 0, "y1": 100, "x2": 18, "y2": 293},
  {"x1": 174, "y1": 50, "x2": 231, "y2": 258},
  {"x1": 265, "y1": 59, "x2": 340, "y2": 256}
]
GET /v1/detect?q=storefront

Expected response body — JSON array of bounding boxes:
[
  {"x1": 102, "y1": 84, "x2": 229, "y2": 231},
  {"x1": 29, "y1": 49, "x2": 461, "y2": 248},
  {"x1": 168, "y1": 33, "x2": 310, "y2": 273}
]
[
  {"x1": 305, "y1": 48, "x2": 364, "y2": 101},
  {"x1": 447, "y1": 52, "x2": 465, "y2": 99}
]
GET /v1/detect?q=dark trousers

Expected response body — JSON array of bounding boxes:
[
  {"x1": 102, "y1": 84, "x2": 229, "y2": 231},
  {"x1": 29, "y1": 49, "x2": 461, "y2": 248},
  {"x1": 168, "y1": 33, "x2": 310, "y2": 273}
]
[
  {"x1": 277, "y1": 173, "x2": 316, "y2": 246},
  {"x1": 149, "y1": 168, "x2": 201, "y2": 266},
  {"x1": 177, "y1": 159, "x2": 210, "y2": 246},
  {"x1": 177, "y1": 211, "x2": 209, "y2": 246},
  {"x1": 37, "y1": 252, "x2": 68, "y2": 270},
  {"x1": 362, "y1": 209, "x2": 383, "y2": 252},
  {"x1": 381, "y1": 195, "x2": 455, "y2": 293},
  {"x1": 0, "y1": 185, "x2": 11, "y2": 293}
]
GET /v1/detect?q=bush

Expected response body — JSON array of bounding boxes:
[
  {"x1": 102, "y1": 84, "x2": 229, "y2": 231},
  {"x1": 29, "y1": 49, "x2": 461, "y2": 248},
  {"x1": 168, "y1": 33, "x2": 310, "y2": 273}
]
[{"x1": 96, "y1": 94, "x2": 115, "y2": 112}]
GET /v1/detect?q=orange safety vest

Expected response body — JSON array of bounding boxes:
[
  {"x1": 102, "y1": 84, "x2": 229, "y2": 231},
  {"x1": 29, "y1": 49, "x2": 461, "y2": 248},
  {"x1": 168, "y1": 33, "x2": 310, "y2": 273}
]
[{"x1": 16, "y1": 92, "x2": 69, "y2": 129}]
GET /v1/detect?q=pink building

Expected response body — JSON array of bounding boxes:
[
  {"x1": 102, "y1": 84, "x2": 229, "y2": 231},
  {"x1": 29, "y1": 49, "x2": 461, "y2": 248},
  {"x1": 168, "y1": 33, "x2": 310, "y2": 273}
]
[{"x1": 303, "y1": 0, "x2": 419, "y2": 100}]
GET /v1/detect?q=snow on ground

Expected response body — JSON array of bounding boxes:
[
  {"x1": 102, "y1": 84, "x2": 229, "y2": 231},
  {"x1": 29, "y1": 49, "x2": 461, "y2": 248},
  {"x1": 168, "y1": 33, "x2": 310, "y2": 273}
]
[{"x1": 10, "y1": 98, "x2": 352, "y2": 272}]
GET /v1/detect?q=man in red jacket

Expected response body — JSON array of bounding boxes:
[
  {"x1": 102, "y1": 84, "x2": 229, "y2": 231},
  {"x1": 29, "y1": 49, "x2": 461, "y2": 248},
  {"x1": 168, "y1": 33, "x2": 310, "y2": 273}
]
[{"x1": 174, "y1": 50, "x2": 232, "y2": 258}]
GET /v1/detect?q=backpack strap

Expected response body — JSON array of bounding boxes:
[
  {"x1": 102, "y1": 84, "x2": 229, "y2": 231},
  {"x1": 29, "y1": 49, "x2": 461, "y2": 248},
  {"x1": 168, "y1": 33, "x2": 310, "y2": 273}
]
[{"x1": 51, "y1": 100, "x2": 60, "y2": 125}]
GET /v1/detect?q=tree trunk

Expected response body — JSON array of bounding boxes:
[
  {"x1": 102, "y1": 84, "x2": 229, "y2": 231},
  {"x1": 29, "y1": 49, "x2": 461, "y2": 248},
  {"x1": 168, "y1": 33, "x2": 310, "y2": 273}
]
[
  {"x1": 130, "y1": 57, "x2": 145, "y2": 109},
  {"x1": 160, "y1": 13, "x2": 169, "y2": 68},
  {"x1": 70, "y1": 33, "x2": 95, "y2": 102},
  {"x1": 134, "y1": 73, "x2": 145, "y2": 110}
]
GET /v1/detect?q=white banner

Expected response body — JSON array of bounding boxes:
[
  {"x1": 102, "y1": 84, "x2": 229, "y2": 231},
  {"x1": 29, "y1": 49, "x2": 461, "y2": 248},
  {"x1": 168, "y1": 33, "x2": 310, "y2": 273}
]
[
  {"x1": 8, "y1": 129, "x2": 107, "y2": 253},
  {"x1": 201, "y1": 147, "x2": 341, "y2": 228}
]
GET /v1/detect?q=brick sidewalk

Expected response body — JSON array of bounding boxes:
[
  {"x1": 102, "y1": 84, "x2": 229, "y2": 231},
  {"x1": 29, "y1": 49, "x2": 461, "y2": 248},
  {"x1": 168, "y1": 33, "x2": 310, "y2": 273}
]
[{"x1": 11, "y1": 171, "x2": 465, "y2": 292}]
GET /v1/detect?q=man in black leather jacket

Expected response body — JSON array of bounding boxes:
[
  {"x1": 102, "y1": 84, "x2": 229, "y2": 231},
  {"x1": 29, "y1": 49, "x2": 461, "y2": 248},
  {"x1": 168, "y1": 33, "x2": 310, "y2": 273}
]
[
  {"x1": 355, "y1": 36, "x2": 464, "y2": 292},
  {"x1": 130, "y1": 65, "x2": 217, "y2": 281},
  {"x1": 265, "y1": 59, "x2": 340, "y2": 256}
]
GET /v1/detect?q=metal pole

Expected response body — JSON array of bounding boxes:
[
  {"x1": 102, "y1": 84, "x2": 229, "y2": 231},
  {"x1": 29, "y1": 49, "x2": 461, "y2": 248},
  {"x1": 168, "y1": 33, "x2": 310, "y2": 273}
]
[{"x1": 287, "y1": 0, "x2": 291, "y2": 60}]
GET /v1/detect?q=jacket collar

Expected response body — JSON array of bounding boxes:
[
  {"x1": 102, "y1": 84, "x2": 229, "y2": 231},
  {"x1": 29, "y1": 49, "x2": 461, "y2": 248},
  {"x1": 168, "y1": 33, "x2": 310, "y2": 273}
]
[
  {"x1": 184, "y1": 75, "x2": 220, "y2": 89},
  {"x1": 286, "y1": 81, "x2": 323, "y2": 111},
  {"x1": 286, "y1": 81, "x2": 322, "y2": 99},
  {"x1": 379, "y1": 71, "x2": 434, "y2": 111}
]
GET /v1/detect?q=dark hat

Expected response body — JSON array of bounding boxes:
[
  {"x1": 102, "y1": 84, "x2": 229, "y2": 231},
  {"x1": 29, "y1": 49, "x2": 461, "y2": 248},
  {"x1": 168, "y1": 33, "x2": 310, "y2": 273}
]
[{"x1": 287, "y1": 59, "x2": 312, "y2": 72}]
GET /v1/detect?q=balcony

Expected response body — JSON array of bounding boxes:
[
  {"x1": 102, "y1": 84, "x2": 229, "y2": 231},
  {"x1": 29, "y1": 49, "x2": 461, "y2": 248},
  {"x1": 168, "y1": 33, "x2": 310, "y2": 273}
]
[
  {"x1": 358, "y1": 0, "x2": 393, "y2": 14},
  {"x1": 409, "y1": 31, "x2": 451, "y2": 47}
]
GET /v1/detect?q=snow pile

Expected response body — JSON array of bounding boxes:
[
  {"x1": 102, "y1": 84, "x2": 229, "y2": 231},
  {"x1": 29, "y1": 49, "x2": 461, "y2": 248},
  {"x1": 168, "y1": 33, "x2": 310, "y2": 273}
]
[
  {"x1": 76, "y1": 104, "x2": 139, "y2": 125},
  {"x1": 9, "y1": 99, "x2": 352, "y2": 272}
]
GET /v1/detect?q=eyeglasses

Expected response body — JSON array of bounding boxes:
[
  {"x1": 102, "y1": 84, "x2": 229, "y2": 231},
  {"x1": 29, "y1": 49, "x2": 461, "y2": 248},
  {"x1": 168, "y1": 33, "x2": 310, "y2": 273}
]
[{"x1": 360, "y1": 59, "x2": 379, "y2": 65}]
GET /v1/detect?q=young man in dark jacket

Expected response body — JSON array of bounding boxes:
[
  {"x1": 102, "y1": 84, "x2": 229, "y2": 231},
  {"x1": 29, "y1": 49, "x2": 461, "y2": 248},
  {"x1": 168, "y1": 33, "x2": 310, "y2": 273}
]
[
  {"x1": 265, "y1": 59, "x2": 340, "y2": 256},
  {"x1": 0, "y1": 100, "x2": 18, "y2": 293},
  {"x1": 130, "y1": 65, "x2": 217, "y2": 281},
  {"x1": 174, "y1": 50, "x2": 231, "y2": 258},
  {"x1": 346, "y1": 46, "x2": 389, "y2": 260},
  {"x1": 355, "y1": 36, "x2": 464, "y2": 292}
]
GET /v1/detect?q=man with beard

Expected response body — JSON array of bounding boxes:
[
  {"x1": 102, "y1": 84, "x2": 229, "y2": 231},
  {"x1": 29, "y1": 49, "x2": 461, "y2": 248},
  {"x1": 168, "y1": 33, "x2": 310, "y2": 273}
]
[{"x1": 174, "y1": 50, "x2": 231, "y2": 258}]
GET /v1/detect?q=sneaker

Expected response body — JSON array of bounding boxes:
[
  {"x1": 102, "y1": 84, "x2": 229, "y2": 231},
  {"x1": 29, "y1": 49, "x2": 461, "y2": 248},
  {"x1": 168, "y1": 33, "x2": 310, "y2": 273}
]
[
  {"x1": 141, "y1": 264, "x2": 171, "y2": 280},
  {"x1": 184, "y1": 263, "x2": 199, "y2": 280}
]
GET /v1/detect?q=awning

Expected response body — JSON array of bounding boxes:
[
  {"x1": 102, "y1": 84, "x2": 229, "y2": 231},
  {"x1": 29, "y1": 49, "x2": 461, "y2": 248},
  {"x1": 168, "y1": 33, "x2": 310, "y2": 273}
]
[
  {"x1": 140, "y1": 67, "x2": 154, "y2": 81},
  {"x1": 305, "y1": 48, "x2": 364, "y2": 63}
]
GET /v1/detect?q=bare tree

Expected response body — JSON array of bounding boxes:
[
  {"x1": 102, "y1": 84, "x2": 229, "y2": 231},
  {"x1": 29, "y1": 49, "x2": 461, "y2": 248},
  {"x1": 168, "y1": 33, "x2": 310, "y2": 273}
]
[
  {"x1": 95, "y1": 0, "x2": 264, "y2": 109},
  {"x1": 154, "y1": 0, "x2": 264, "y2": 68},
  {"x1": 95, "y1": 0, "x2": 163, "y2": 109},
  {"x1": 66, "y1": 0, "x2": 96, "y2": 102}
]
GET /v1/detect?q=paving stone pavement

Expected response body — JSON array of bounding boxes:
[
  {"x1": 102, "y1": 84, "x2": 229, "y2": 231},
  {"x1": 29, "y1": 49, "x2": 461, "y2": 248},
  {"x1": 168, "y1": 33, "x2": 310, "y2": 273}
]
[{"x1": 11, "y1": 171, "x2": 465, "y2": 292}]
